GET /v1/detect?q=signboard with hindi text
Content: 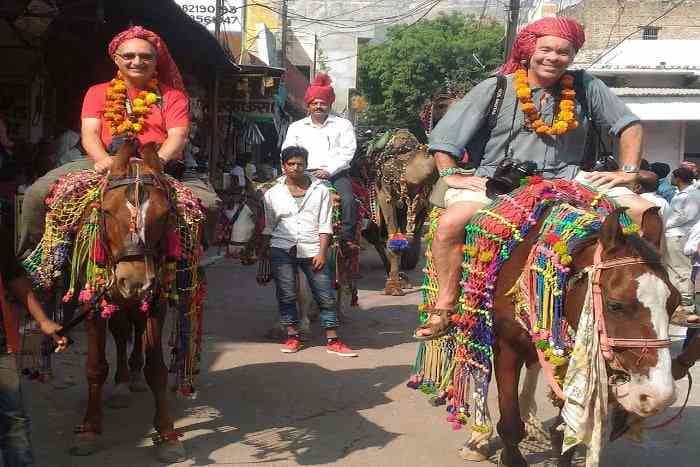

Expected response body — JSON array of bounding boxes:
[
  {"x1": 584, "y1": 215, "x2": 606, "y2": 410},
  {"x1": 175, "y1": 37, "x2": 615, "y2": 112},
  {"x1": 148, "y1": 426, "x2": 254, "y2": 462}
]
[{"x1": 174, "y1": 0, "x2": 243, "y2": 32}]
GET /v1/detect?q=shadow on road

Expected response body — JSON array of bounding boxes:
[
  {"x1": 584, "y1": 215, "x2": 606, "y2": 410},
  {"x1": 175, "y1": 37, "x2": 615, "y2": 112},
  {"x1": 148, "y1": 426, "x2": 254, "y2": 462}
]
[{"x1": 175, "y1": 362, "x2": 408, "y2": 466}]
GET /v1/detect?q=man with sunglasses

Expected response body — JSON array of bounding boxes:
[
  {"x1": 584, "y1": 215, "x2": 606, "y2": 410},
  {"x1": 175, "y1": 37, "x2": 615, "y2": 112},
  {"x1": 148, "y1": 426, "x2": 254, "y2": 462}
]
[{"x1": 17, "y1": 26, "x2": 220, "y2": 258}]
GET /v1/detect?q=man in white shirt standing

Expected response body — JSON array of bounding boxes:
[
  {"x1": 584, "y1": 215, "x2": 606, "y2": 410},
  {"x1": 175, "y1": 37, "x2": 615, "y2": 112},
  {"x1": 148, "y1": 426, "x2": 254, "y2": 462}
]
[
  {"x1": 282, "y1": 74, "x2": 357, "y2": 250},
  {"x1": 665, "y1": 166, "x2": 700, "y2": 318},
  {"x1": 262, "y1": 146, "x2": 358, "y2": 357}
]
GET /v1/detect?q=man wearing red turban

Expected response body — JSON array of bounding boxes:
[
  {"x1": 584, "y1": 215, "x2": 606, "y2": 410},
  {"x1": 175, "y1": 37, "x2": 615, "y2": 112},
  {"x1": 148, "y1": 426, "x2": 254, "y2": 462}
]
[
  {"x1": 282, "y1": 73, "x2": 358, "y2": 248},
  {"x1": 18, "y1": 26, "x2": 220, "y2": 257},
  {"x1": 416, "y1": 17, "x2": 656, "y2": 341}
]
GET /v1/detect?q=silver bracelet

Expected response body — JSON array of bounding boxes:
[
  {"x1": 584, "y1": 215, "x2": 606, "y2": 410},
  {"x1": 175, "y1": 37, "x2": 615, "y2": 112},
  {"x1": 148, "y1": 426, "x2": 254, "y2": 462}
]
[{"x1": 439, "y1": 167, "x2": 472, "y2": 178}]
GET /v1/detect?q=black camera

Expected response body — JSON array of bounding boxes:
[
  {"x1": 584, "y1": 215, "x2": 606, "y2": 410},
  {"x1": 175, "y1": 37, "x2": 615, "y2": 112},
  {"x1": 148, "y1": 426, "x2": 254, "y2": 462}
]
[
  {"x1": 485, "y1": 159, "x2": 538, "y2": 199},
  {"x1": 591, "y1": 154, "x2": 619, "y2": 172}
]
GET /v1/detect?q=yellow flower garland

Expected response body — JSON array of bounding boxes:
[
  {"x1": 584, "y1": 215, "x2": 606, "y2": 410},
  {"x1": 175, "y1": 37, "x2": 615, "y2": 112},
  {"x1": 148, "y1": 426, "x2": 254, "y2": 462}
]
[
  {"x1": 513, "y1": 69, "x2": 579, "y2": 137},
  {"x1": 104, "y1": 72, "x2": 160, "y2": 137}
]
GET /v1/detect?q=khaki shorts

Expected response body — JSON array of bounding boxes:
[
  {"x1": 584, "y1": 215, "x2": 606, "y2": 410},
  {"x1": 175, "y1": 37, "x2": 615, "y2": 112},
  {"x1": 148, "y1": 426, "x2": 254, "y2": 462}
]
[
  {"x1": 443, "y1": 187, "x2": 491, "y2": 207},
  {"x1": 429, "y1": 171, "x2": 636, "y2": 209}
]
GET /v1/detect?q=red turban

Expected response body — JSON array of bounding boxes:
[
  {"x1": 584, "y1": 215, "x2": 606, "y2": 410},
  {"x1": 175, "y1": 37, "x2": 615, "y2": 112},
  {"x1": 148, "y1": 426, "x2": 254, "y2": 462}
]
[
  {"x1": 108, "y1": 26, "x2": 185, "y2": 92},
  {"x1": 304, "y1": 73, "x2": 335, "y2": 105},
  {"x1": 500, "y1": 17, "x2": 585, "y2": 75}
]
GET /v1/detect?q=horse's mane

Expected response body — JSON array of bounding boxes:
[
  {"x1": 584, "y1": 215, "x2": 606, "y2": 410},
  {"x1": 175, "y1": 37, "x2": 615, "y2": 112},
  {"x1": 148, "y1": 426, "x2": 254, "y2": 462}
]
[{"x1": 570, "y1": 233, "x2": 662, "y2": 266}]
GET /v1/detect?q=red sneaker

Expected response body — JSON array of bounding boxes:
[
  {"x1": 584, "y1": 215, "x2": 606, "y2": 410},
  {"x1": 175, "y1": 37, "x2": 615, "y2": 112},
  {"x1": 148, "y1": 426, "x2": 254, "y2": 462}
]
[
  {"x1": 326, "y1": 340, "x2": 358, "y2": 358},
  {"x1": 280, "y1": 336, "x2": 302, "y2": 353}
]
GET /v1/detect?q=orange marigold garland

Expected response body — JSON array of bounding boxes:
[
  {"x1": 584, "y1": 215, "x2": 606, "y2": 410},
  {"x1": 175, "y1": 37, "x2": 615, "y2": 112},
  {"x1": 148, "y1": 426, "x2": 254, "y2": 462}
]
[
  {"x1": 514, "y1": 69, "x2": 579, "y2": 137},
  {"x1": 104, "y1": 73, "x2": 160, "y2": 137}
]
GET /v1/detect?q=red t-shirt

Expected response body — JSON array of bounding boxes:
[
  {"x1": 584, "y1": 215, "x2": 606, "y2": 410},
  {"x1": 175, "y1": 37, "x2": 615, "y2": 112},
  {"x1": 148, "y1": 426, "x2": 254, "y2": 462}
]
[{"x1": 81, "y1": 82, "x2": 190, "y2": 148}]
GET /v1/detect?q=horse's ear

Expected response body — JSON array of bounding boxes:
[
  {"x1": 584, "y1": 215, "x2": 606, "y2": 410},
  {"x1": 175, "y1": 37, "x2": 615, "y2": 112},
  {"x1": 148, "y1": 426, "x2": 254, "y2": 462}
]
[
  {"x1": 111, "y1": 139, "x2": 137, "y2": 174},
  {"x1": 640, "y1": 206, "x2": 663, "y2": 249},
  {"x1": 600, "y1": 207, "x2": 626, "y2": 255},
  {"x1": 140, "y1": 142, "x2": 163, "y2": 173}
]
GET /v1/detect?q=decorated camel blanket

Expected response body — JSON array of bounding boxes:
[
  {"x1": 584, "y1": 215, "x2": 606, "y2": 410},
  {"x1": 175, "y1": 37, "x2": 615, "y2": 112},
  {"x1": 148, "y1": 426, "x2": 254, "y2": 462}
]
[{"x1": 22, "y1": 170, "x2": 206, "y2": 396}]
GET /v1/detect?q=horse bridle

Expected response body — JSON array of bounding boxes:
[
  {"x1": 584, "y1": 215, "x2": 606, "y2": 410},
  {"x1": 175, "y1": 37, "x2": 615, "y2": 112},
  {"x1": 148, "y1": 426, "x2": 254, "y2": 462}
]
[
  {"x1": 544, "y1": 243, "x2": 673, "y2": 400},
  {"x1": 588, "y1": 244, "x2": 672, "y2": 361},
  {"x1": 102, "y1": 169, "x2": 170, "y2": 263}
]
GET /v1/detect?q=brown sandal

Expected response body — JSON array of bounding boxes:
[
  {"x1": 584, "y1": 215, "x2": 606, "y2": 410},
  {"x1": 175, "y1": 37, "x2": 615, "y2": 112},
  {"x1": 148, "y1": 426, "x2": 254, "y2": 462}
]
[{"x1": 413, "y1": 308, "x2": 453, "y2": 341}]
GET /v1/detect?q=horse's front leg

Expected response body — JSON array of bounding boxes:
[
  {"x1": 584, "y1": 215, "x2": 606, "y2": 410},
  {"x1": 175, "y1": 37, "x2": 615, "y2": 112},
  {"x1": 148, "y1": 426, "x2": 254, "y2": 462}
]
[
  {"x1": 105, "y1": 314, "x2": 133, "y2": 408},
  {"x1": 128, "y1": 317, "x2": 148, "y2": 392},
  {"x1": 143, "y1": 307, "x2": 186, "y2": 463},
  {"x1": 70, "y1": 316, "x2": 108, "y2": 456},
  {"x1": 549, "y1": 413, "x2": 576, "y2": 467},
  {"x1": 494, "y1": 335, "x2": 528, "y2": 467}
]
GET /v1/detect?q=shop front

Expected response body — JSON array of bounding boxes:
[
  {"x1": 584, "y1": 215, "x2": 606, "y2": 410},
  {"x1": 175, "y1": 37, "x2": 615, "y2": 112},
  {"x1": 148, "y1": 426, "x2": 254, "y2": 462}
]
[{"x1": 0, "y1": 0, "x2": 239, "y2": 237}]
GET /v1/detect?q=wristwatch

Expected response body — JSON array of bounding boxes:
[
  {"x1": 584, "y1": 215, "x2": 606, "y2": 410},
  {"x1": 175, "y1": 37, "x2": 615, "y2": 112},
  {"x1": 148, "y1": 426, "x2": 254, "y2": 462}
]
[{"x1": 621, "y1": 164, "x2": 639, "y2": 174}]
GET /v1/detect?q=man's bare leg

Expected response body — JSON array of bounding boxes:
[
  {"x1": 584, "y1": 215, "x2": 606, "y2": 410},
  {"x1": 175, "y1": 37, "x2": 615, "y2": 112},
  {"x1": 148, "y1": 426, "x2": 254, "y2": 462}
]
[{"x1": 416, "y1": 201, "x2": 486, "y2": 337}]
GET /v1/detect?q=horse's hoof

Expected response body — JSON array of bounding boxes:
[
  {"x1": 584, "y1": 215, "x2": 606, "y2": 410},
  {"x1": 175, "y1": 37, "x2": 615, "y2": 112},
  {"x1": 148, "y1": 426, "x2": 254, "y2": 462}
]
[
  {"x1": 155, "y1": 439, "x2": 187, "y2": 463},
  {"x1": 458, "y1": 445, "x2": 489, "y2": 462},
  {"x1": 69, "y1": 432, "x2": 100, "y2": 456},
  {"x1": 498, "y1": 448, "x2": 528, "y2": 467},
  {"x1": 105, "y1": 384, "x2": 132, "y2": 409}
]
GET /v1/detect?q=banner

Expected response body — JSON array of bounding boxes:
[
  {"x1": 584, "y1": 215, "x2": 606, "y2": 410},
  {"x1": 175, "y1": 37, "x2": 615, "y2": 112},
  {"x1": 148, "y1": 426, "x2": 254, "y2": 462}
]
[{"x1": 174, "y1": 0, "x2": 243, "y2": 32}]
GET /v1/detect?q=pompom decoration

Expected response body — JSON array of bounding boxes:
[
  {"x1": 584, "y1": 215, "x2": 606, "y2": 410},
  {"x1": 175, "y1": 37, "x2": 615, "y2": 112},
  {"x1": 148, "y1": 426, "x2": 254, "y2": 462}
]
[
  {"x1": 166, "y1": 229, "x2": 183, "y2": 260},
  {"x1": 387, "y1": 232, "x2": 409, "y2": 252},
  {"x1": 92, "y1": 239, "x2": 108, "y2": 266},
  {"x1": 101, "y1": 303, "x2": 119, "y2": 319}
]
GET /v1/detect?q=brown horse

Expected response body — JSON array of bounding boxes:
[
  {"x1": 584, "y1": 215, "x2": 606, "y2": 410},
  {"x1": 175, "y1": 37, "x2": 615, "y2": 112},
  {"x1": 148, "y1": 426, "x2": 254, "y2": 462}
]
[
  {"x1": 71, "y1": 141, "x2": 186, "y2": 462},
  {"x1": 459, "y1": 207, "x2": 679, "y2": 466}
]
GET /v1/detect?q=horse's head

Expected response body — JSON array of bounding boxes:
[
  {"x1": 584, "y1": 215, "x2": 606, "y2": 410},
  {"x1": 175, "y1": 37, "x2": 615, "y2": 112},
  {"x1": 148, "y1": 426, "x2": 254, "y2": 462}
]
[
  {"x1": 577, "y1": 207, "x2": 680, "y2": 417},
  {"x1": 101, "y1": 141, "x2": 172, "y2": 300}
]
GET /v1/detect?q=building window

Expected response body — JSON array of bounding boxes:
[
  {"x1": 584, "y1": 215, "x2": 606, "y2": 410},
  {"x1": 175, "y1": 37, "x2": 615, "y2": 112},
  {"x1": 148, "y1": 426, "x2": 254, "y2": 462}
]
[{"x1": 642, "y1": 26, "x2": 660, "y2": 40}]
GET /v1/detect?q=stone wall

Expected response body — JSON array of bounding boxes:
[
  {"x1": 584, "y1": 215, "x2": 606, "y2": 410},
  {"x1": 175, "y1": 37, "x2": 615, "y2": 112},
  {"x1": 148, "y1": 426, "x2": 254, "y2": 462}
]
[{"x1": 562, "y1": 0, "x2": 700, "y2": 52}]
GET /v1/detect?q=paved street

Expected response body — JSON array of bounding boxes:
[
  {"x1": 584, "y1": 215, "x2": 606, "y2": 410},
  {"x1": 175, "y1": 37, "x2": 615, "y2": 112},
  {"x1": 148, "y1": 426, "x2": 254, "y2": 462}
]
[{"x1": 24, "y1": 247, "x2": 700, "y2": 467}]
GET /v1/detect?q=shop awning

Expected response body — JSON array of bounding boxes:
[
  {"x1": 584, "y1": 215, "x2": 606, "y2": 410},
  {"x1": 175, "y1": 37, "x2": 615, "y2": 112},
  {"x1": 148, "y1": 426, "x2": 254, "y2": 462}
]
[{"x1": 619, "y1": 96, "x2": 700, "y2": 121}]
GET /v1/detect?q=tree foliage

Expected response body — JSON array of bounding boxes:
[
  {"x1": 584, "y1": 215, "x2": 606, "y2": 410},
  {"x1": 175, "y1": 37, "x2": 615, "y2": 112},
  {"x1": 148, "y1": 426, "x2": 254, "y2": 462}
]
[{"x1": 357, "y1": 13, "x2": 504, "y2": 136}]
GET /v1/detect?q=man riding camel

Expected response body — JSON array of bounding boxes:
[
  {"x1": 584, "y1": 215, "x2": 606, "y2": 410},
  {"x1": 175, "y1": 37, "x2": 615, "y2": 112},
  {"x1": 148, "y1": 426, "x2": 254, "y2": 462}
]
[
  {"x1": 281, "y1": 74, "x2": 358, "y2": 251},
  {"x1": 416, "y1": 17, "x2": 656, "y2": 339},
  {"x1": 17, "y1": 26, "x2": 220, "y2": 258}
]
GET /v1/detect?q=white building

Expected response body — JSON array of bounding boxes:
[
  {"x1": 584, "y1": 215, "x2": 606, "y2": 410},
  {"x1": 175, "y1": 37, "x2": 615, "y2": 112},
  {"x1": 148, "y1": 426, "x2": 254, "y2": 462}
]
[{"x1": 584, "y1": 40, "x2": 700, "y2": 168}]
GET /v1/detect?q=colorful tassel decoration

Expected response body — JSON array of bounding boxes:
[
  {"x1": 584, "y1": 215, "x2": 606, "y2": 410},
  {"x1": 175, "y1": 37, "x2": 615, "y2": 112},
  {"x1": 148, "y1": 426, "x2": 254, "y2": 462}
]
[
  {"x1": 166, "y1": 229, "x2": 183, "y2": 260},
  {"x1": 92, "y1": 238, "x2": 108, "y2": 266},
  {"x1": 387, "y1": 232, "x2": 409, "y2": 252}
]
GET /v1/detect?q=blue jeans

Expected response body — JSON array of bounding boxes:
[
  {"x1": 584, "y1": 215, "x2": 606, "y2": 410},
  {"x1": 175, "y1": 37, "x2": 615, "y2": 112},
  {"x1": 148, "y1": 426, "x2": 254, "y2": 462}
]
[
  {"x1": 0, "y1": 354, "x2": 35, "y2": 467},
  {"x1": 270, "y1": 247, "x2": 339, "y2": 329}
]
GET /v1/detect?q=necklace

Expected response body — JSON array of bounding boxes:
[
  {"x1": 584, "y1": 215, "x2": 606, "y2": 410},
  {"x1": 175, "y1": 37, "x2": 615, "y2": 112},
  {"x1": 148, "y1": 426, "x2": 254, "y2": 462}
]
[
  {"x1": 103, "y1": 72, "x2": 160, "y2": 137},
  {"x1": 513, "y1": 69, "x2": 578, "y2": 137}
]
